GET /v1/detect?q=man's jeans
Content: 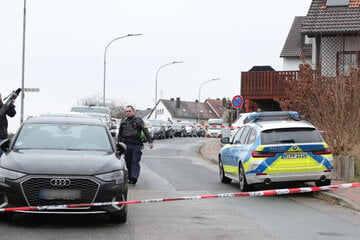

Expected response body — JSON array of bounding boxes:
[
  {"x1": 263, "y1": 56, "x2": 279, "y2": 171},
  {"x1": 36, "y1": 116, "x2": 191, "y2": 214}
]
[{"x1": 124, "y1": 144, "x2": 143, "y2": 180}]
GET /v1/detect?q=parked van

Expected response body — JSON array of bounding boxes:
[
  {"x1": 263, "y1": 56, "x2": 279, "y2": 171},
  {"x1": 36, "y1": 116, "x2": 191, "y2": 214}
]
[{"x1": 207, "y1": 118, "x2": 223, "y2": 138}]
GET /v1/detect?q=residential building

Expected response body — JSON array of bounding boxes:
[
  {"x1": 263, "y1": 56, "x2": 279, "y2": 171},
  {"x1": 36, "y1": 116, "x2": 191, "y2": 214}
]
[
  {"x1": 241, "y1": 0, "x2": 360, "y2": 111},
  {"x1": 146, "y1": 98, "x2": 226, "y2": 124},
  {"x1": 302, "y1": 0, "x2": 360, "y2": 76},
  {"x1": 280, "y1": 16, "x2": 313, "y2": 70}
]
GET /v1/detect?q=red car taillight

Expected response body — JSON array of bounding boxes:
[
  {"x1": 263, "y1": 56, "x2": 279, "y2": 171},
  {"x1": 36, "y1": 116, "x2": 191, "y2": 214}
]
[
  {"x1": 312, "y1": 149, "x2": 332, "y2": 155},
  {"x1": 251, "y1": 150, "x2": 276, "y2": 158}
]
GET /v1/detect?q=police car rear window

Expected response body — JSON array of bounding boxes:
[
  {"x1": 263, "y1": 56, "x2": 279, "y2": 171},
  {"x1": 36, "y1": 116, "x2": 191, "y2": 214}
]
[{"x1": 261, "y1": 128, "x2": 323, "y2": 144}]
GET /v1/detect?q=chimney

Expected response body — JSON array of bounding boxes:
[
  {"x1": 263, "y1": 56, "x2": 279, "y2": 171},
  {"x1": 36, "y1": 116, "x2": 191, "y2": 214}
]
[
  {"x1": 222, "y1": 97, "x2": 227, "y2": 107},
  {"x1": 176, "y1": 97, "x2": 180, "y2": 108}
]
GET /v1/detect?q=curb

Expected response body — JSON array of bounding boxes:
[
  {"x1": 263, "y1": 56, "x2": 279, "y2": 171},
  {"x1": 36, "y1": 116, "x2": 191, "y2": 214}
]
[
  {"x1": 314, "y1": 191, "x2": 360, "y2": 212},
  {"x1": 199, "y1": 143, "x2": 218, "y2": 165}
]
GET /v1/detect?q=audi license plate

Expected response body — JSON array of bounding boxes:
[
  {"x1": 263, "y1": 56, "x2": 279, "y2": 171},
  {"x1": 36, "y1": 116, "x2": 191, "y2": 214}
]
[
  {"x1": 39, "y1": 189, "x2": 81, "y2": 200},
  {"x1": 283, "y1": 152, "x2": 307, "y2": 159}
]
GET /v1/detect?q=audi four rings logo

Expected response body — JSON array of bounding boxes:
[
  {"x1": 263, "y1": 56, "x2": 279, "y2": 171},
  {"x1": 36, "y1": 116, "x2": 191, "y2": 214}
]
[{"x1": 50, "y1": 178, "x2": 71, "y2": 187}]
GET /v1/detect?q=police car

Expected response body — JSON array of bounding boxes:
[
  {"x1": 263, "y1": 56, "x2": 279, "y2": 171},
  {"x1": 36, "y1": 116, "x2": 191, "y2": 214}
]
[{"x1": 219, "y1": 118, "x2": 333, "y2": 191}]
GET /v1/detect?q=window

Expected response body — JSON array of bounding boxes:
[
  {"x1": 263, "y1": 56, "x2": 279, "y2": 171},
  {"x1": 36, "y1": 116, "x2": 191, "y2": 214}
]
[
  {"x1": 326, "y1": 0, "x2": 350, "y2": 7},
  {"x1": 14, "y1": 123, "x2": 112, "y2": 151},
  {"x1": 233, "y1": 127, "x2": 245, "y2": 144},
  {"x1": 239, "y1": 127, "x2": 250, "y2": 144},
  {"x1": 261, "y1": 128, "x2": 323, "y2": 145},
  {"x1": 245, "y1": 128, "x2": 257, "y2": 144},
  {"x1": 304, "y1": 35, "x2": 312, "y2": 45},
  {"x1": 337, "y1": 52, "x2": 360, "y2": 75}
]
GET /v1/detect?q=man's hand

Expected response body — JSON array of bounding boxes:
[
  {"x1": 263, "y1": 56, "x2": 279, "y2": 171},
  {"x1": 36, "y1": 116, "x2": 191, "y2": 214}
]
[{"x1": 149, "y1": 143, "x2": 154, "y2": 149}]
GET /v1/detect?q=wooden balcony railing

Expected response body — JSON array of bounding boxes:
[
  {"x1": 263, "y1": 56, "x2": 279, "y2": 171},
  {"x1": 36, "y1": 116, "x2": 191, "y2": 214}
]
[{"x1": 241, "y1": 71, "x2": 299, "y2": 99}]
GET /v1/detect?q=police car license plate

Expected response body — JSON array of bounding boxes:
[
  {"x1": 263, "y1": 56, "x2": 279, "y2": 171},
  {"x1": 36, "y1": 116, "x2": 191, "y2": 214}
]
[
  {"x1": 39, "y1": 189, "x2": 81, "y2": 200},
  {"x1": 283, "y1": 152, "x2": 307, "y2": 159}
]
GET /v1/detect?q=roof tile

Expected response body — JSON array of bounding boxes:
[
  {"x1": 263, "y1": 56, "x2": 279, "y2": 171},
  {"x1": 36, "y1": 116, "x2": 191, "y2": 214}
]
[
  {"x1": 302, "y1": 0, "x2": 360, "y2": 35},
  {"x1": 280, "y1": 16, "x2": 312, "y2": 58},
  {"x1": 349, "y1": 0, "x2": 360, "y2": 8}
]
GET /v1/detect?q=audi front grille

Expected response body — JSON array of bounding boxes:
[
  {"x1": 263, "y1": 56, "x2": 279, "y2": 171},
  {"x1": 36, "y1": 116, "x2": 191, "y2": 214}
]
[{"x1": 21, "y1": 177, "x2": 100, "y2": 207}]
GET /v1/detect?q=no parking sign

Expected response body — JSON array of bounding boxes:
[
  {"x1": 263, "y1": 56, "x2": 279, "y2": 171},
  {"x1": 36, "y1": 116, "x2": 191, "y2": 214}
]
[{"x1": 232, "y1": 95, "x2": 244, "y2": 109}]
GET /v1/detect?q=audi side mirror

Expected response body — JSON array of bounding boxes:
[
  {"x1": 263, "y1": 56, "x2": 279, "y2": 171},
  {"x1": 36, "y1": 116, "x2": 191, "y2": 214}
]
[
  {"x1": 0, "y1": 139, "x2": 10, "y2": 153},
  {"x1": 220, "y1": 137, "x2": 230, "y2": 144},
  {"x1": 116, "y1": 142, "x2": 127, "y2": 155}
]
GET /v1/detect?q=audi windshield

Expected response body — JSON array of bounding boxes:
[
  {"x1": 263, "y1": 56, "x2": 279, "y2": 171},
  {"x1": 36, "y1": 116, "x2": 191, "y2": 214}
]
[{"x1": 13, "y1": 123, "x2": 113, "y2": 152}]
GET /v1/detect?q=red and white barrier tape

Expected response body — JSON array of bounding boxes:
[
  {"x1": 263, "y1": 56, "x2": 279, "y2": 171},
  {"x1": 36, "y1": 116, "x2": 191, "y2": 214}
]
[
  {"x1": 151, "y1": 124, "x2": 241, "y2": 129},
  {"x1": 1, "y1": 183, "x2": 359, "y2": 212}
]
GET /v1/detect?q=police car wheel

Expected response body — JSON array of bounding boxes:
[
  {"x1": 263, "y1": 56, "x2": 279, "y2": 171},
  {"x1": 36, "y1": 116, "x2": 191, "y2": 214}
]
[
  {"x1": 219, "y1": 157, "x2": 231, "y2": 184},
  {"x1": 315, "y1": 179, "x2": 331, "y2": 187},
  {"x1": 239, "y1": 164, "x2": 250, "y2": 192}
]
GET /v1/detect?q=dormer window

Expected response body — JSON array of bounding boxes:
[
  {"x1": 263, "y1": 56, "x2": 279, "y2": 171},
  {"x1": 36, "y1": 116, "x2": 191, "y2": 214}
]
[
  {"x1": 326, "y1": 0, "x2": 350, "y2": 7},
  {"x1": 304, "y1": 35, "x2": 312, "y2": 45}
]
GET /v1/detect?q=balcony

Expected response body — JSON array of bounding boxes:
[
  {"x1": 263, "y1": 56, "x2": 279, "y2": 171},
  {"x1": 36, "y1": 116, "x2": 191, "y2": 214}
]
[{"x1": 241, "y1": 71, "x2": 299, "y2": 99}]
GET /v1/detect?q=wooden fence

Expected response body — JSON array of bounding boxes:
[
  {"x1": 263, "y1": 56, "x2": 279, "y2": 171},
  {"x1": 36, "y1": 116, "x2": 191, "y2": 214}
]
[
  {"x1": 333, "y1": 156, "x2": 355, "y2": 180},
  {"x1": 241, "y1": 71, "x2": 299, "y2": 98}
]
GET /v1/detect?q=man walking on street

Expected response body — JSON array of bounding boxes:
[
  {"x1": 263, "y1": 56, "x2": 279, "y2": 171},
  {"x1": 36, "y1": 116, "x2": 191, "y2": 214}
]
[
  {"x1": 118, "y1": 105, "x2": 153, "y2": 184},
  {"x1": 0, "y1": 93, "x2": 16, "y2": 156}
]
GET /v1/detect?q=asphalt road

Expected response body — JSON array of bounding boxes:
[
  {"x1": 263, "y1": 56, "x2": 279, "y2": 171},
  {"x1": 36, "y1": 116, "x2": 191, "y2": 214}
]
[{"x1": 1, "y1": 138, "x2": 360, "y2": 240}]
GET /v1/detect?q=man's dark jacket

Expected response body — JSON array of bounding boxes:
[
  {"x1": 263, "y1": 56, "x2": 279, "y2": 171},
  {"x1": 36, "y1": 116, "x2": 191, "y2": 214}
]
[
  {"x1": 0, "y1": 101, "x2": 16, "y2": 139},
  {"x1": 118, "y1": 116, "x2": 153, "y2": 145}
]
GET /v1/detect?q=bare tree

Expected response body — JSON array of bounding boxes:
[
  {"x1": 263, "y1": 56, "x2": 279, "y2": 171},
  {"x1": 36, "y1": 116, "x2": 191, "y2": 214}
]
[{"x1": 76, "y1": 94, "x2": 127, "y2": 119}]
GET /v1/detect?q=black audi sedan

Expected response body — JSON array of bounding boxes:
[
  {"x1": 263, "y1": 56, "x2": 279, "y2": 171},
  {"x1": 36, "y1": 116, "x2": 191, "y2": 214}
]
[{"x1": 0, "y1": 114, "x2": 128, "y2": 222}]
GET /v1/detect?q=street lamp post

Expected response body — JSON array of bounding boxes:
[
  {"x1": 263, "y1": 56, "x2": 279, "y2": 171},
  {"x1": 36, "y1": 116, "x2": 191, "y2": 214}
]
[
  {"x1": 20, "y1": 0, "x2": 27, "y2": 124},
  {"x1": 198, "y1": 78, "x2": 220, "y2": 123},
  {"x1": 154, "y1": 61, "x2": 183, "y2": 119},
  {"x1": 103, "y1": 33, "x2": 142, "y2": 106}
]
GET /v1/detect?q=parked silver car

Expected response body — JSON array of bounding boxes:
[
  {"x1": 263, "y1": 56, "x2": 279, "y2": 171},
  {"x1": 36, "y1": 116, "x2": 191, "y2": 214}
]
[{"x1": 178, "y1": 121, "x2": 197, "y2": 137}]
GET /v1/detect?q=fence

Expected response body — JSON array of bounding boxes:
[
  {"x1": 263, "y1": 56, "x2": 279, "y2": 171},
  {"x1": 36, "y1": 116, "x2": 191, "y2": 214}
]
[
  {"x1": 333, "y1": 156, "x2": 355, "y2": 180},
  {"x1": 241, "y1": 71, "x2": 299, "y2": 98}
]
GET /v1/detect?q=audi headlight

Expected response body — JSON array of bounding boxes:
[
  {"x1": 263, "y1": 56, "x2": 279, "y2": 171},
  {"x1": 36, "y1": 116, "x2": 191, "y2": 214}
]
[
  {"x1": 0, "y1": 167, "x2": 26, "y2": 183},
  {"x1": 95, "y1": 170, "x2": 125, "y2": 184}
]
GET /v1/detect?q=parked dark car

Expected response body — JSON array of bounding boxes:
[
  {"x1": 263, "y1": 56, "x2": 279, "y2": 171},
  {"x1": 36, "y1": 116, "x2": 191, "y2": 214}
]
[
  {"x1": 173, "y1": 123, "x2": 186, "y2": 137},
  {"x1": 195, "y1": 125, "x2": 206, "y2": 137},
  {"x1": 164, "y1": 121, "x2": 174, "y2": 139},
  {"x1": 0, "y1": 115, "x2": 128, "y2": 223}
]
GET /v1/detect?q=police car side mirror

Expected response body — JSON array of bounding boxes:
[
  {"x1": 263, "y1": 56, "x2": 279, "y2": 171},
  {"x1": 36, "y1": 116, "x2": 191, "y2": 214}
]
[
  {"x1": 116, "y1": 142, "x2": 127, "y2": 155},
  {"x1": 0, "y1": 139, "x2": 10, "y2": 153},
  {"x1": 221, "y1": 137, "x2": 230, "y2": 144}
]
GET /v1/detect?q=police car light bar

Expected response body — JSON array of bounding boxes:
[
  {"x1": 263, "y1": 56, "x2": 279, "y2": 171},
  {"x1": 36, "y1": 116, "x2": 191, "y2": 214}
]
[{"x1": 247, "y1": 111, "x2": 300, "y2": 122}]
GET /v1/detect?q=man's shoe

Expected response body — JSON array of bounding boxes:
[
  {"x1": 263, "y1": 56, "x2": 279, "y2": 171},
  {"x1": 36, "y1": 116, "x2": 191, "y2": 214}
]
[{"x1": 128, "y1": 178, "x2": 137, "y2": 185}]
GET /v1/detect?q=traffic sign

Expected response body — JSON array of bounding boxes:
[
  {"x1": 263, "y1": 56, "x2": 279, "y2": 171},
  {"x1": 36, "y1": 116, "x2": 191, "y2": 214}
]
[{"x1": 232, "y1": 95, "x2": 244, "y2": 109}]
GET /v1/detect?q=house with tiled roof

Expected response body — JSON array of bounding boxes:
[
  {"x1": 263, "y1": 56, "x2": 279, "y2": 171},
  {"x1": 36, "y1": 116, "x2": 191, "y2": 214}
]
[
  {"x1": 240, "y1": 0, "x2": 360, "y2": 112},
  {"x1": 280, "y1": 16, "x2": 313, "y2": 70},
  {"x1": 302, "y1": 0, "x2": 360, "y2": 76},
  {"x1": 146, "y1": 98, "x2": 226, "y2": 124}
]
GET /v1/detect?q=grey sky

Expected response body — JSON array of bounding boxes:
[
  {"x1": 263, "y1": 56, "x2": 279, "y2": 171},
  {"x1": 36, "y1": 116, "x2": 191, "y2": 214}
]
[{"x1": 1, "y1": 0, "x2": 312, "y2": 133}]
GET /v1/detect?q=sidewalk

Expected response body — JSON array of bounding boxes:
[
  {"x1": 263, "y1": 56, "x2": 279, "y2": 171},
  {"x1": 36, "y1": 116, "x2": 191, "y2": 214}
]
[{"x1": 199, "y1": 138, "x2": 360, "y2": 212}]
